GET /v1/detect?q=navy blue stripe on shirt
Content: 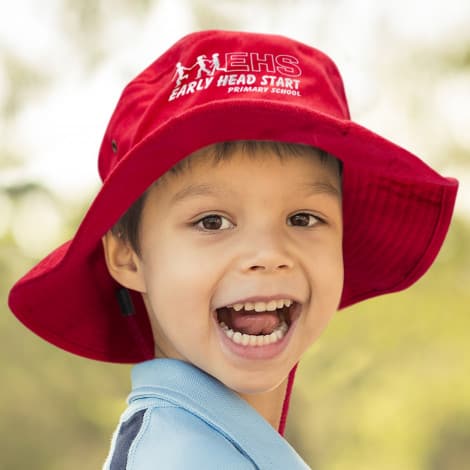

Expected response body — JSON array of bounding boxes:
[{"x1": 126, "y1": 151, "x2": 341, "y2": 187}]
[{"x1": 110, "y1": 409, "x2": 146, "y2": 470}]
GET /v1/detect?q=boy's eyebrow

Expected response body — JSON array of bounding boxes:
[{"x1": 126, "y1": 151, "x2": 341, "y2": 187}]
[
  {"x1": 170, "y1": 183, "x2": 235, "y2": 205},
  {"x1": 170, "y1": 180, "x2": 341, "y2": 205},
  {"x1": 302, "y1": 181, "x2": 341, "y2": 198}
]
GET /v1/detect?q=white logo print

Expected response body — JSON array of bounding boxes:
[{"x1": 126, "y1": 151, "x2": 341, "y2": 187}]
[
  {"x1": 196, "y1": 54, "x2": 226, "y2": 78},
  {"x1": 169, "y1": 51, "x2": 303, "y2": 102},
  {"x1": 173, "y1": 53, "x2": 226, "y2": 86},
  {"x1": 174, "y1": 62, "x2": 190, "y2": 86}
]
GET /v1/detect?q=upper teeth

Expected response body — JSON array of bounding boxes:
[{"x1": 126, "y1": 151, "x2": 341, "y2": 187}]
[{"x1": 227, "y1": 299, "x2": 293, "y2": 312}]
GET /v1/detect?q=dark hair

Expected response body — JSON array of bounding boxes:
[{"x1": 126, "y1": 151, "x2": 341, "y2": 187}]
[{"x1": 111, "y1": 141, "x2": 342, "y2": 255}]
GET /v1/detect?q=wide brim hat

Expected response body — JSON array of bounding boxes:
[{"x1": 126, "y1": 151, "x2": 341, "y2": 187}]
[{"x1": 9, "y1": 31, "x2": 457, "y2": 368}]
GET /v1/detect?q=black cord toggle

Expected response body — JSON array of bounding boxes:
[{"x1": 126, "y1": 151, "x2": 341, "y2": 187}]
[{"x1": 116, "y1": 287, "x2": 135, "y2": 316}]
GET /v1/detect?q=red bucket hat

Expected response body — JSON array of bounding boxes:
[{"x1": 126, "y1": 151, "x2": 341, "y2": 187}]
[{"x1": 9, "y1": 30, "x2": 457, "y2": 364}]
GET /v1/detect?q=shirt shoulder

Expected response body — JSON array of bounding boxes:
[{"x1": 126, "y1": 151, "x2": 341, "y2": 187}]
[{"x1": 105, "y1": 404, "x2": 257, "y2": 470}]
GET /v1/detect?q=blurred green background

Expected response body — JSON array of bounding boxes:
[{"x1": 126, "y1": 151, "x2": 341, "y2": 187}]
[{"x1": 1, "y1": 1, "x2": 469, "y2": 469}]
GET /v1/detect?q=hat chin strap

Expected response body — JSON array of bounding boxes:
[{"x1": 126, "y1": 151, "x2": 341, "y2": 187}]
[{"x1": 278, "y1": 363, "x2": 298, "y2": 435}]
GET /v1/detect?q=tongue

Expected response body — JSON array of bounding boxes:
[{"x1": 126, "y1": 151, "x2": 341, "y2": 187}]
[{"x1": 225, "y1": 309, "x2": 280, "y2": 335}]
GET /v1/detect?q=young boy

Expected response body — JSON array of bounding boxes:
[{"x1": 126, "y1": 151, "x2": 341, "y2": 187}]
[{"x1": 8, "y1": 30, "x2": 458, "y2": 468}]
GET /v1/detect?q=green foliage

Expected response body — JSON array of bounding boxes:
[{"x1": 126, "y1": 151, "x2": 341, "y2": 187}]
[
  {"x1": 0, "y1": 52, "x2": 49, "y2": 120},
  {"x1": 60, "y1": 0, "x2": 159, "y2": 69}
]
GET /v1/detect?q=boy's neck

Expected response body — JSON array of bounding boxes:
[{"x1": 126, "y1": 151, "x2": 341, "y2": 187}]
[{"x1": 237, "y1": 377, "x2": 288, "y2": 431}]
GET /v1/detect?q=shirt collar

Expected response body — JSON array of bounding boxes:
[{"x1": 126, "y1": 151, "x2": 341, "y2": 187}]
[{"x1": 129, "y1": 358, "x2": 309, "y2": 469}]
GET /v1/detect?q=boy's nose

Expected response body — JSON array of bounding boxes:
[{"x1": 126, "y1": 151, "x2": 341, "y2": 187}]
[
  {"x1": 240, "y1": 233, "x2": 295, "y2": 273},
  {"x1": 247, "y1": 261, "x2": 292, "y2": 272}
]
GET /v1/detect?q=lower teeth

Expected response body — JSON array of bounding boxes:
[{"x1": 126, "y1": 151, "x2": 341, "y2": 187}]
[{"x1": 218, "y1": 321, "x2": 289, "y2": 346}]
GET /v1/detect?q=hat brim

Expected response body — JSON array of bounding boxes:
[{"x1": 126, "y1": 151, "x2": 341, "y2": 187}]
[{"x1": 8, "y1": 99, "x2": 458, "y2": 362}]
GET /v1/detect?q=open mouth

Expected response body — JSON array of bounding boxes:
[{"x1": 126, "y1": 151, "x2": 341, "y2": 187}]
[{"x1": 215, "y1": 299, "x2": 299, "y2": 347}]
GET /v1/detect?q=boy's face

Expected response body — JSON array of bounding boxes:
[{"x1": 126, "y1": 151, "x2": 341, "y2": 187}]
[{"x1": 135, "y1": 148, "x2": 343, "y2": 394}]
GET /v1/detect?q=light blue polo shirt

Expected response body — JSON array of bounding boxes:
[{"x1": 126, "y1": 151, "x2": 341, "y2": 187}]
[{"x1": 103, "y1": 358, "x2": 310, "y2": 469}]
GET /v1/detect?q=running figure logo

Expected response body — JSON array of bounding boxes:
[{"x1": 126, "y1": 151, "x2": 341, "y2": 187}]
[{"x1": 173, "y1": 53, "x2": 226, "y2": 86}]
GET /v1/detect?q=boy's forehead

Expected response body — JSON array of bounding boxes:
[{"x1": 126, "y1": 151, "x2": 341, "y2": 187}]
[
  {"x1": 169, "y1": 179, "x2": 341, "y2": 208},
  {"x1": 158, "y1": 147, "x2": 342, "y2": 204}
]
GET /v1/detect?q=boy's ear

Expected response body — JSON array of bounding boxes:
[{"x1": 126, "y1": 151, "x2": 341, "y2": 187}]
[{"x1": 101, "y1": 231, "x2": 147, "y2": 293}]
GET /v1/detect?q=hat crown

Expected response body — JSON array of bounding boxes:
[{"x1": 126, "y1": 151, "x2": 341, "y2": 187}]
[{"x1": 98, "y1": 30, "x2": 350, "y2": 181}]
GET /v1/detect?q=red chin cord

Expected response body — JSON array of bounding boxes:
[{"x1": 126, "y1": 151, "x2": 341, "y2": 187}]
[{"x1": 278, "y1": 363, "x2": 298, "y2": 436}]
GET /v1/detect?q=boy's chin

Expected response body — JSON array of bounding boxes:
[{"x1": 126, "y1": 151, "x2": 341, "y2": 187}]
[{"x1": 221, "y1": 371, "x2": 289, "y2": 397}]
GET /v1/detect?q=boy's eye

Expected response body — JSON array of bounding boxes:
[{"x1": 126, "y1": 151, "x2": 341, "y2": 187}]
[
  {"x1": 195, "y1": 214, "x2": 234, "y2": 231},
  {"x1": 287, "y1": 212, "x2": 322, "y2": 227}
]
